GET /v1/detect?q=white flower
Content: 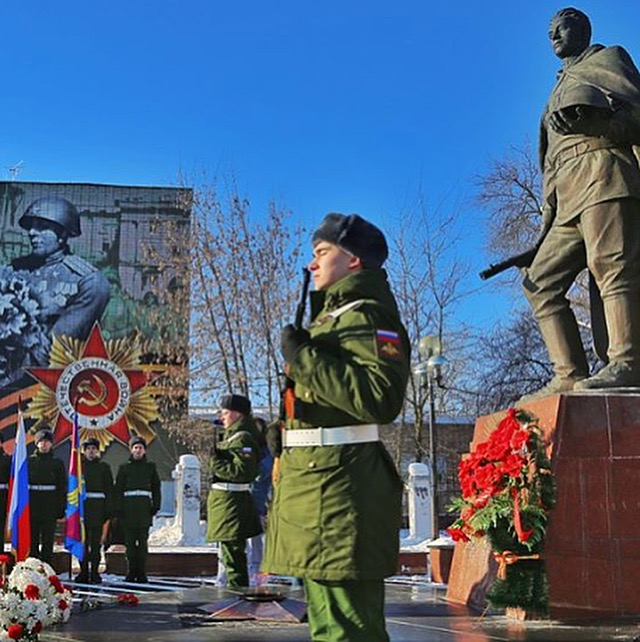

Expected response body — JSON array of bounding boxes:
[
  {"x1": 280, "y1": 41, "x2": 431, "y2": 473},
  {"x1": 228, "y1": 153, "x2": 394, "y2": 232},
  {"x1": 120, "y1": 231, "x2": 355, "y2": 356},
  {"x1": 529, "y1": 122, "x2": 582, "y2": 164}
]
[{"x1": 0, "y1": 559, "x2": 72, "y2": 636}]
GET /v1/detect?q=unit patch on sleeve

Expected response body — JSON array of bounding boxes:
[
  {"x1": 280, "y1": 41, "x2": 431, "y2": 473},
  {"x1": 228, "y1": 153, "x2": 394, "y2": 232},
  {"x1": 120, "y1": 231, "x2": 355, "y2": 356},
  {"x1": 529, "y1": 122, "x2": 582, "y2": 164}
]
[{"x1": 375, "y1": 329, "x2": 402, "y2": 360}]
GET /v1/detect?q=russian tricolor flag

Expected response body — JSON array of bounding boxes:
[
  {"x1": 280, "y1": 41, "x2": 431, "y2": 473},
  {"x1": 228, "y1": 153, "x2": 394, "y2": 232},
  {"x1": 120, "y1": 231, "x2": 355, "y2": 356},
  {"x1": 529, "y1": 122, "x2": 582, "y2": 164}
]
[
  {"x1": 65, "y1": 409, "x2": 85, "y2": 561},
  {"x1": 7, "y1": 406, "x2": 31, "y2": 561}
]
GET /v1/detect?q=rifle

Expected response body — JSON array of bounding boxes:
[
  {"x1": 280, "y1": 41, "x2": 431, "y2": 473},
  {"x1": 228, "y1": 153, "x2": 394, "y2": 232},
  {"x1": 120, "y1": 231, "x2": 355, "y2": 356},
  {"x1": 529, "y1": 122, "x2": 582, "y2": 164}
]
[
  {"x1": 480, "y1": 211, "x2": 555, "y2": 281},
  {"x1": 281, "y1": 267, "x2": 311, "y2": 420},
  {"x1": 479, "y1": 248, "x2": 537, "y2": 280},
  {"x1": 271, "y1": 269, "x2": 311, "y2": 476}
]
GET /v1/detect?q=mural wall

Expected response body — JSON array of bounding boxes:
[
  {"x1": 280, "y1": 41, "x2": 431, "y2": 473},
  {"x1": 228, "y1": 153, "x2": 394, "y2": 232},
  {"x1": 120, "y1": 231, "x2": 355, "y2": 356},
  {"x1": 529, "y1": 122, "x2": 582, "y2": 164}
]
[{"x1": 0, "y1": 181, "x2": 191, "y2": 472}]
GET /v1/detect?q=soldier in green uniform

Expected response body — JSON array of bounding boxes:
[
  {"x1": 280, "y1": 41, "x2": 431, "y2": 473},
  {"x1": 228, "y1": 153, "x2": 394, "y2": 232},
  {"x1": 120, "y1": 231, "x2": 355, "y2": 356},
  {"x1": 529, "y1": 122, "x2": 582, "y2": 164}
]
[
  {"x1": 206, "y1": 394, "x2": 262, "y2": 589},
  {"x1": 75, "y1": 437, "x2": 114, "y2": 584},
  {"x1": 28, "y1": 429, "x2": 67, "y2": 564},
  {"x1": 0, "y1": 433, "x2": 11, "y2": 546},
  {"x1": 114, "y1": 436, "x2": 161, "y2": 583},
  {"x1": 262, "y1": 213, "x2": 410, "y2": 642},
  {"x1": 11, "y1": 196, "x2": 110, "y2": 365}
]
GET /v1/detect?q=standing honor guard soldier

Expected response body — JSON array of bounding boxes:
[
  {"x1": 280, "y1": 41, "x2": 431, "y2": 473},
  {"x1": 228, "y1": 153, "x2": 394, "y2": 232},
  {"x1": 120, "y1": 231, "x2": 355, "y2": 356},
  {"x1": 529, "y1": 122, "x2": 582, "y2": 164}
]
[
  {"x1": 0, "y1": 433, "x2": 11, "y2": 547},
  {"x1": 75, "y1": 437, "x2": 114, "y2": 584},
  {"x1": 114, "y1": 436, "x2": 161, "y2": 583},
  {"x1": 262, "y1": 213, "x2": 410, "y2": 641},
  {"x1": 28, "y1": 429, "x2": 67, "y2": 564},
  {"x1": 206, "y1": 393, "x2": 262, "y2": 589}
]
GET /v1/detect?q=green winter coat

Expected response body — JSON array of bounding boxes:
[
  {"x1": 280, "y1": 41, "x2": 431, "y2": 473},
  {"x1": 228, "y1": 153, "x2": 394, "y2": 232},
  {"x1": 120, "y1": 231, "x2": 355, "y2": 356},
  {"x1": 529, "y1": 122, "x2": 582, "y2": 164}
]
[
  {"x1": 83, "y1": 457, "x2": 114, "y2": 528},
  {"x1": 114, "y1": 456, "x2": 161, "y2": 529},
  {"x1": 28, "y1": 450, "x2": 67, "y2": 520},
  {"x1": 206, "y1": 415, "x2": 262, "y2": 542},
  {"x1": 262, "y1": 268, "x2": 410, "y2": 581}
]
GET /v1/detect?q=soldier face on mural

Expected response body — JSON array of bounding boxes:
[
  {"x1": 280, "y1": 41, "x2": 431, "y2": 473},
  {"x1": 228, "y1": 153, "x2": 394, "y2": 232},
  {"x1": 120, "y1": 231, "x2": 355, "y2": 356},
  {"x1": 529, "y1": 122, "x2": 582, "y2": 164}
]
[
  {"x1": 308, "y1": 241, "x2": 361, "y2": 291},
  {"x1": 27, "y1": 218, "x2": 67, "y2": 259}
]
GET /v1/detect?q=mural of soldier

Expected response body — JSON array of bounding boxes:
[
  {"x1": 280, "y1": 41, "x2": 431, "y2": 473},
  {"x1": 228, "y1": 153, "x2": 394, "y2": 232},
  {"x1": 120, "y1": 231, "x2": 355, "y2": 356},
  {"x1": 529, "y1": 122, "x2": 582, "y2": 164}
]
[{"x1": 10, "y1": 196, "x2": 110, "y2": 366}]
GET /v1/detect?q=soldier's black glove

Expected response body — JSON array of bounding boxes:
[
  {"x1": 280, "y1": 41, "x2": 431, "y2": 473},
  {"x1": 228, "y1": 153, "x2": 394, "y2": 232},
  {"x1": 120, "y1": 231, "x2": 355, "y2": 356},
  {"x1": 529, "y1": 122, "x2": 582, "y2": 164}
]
[
  {"x1": 281, "y1": 324, "x2": 311, "y2": 364},
  {"x1": 266, "y1": 420, "x2": 283, "y2": 458}
]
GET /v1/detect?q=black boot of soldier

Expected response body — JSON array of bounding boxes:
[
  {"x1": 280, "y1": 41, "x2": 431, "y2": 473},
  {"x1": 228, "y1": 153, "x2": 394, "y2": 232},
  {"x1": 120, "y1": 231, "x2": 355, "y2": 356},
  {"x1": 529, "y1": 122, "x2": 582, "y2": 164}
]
[{"x1": 75, "y1": 560, "x2": 89, "y2": 583}]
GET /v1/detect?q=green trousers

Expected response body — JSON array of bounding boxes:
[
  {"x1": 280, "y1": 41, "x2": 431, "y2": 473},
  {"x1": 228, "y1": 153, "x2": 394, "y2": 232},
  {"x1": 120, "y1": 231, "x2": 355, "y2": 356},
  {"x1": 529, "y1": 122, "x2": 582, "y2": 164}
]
[
  {"x1": 124, "y1": 526, "x2": 149, "y2": 580},
  {"x1": 220, "y1": 539, "x2": 249, "y2": 588},
  {"x1": 304, "y1": 578, "x2": 389, "y2": 642}
]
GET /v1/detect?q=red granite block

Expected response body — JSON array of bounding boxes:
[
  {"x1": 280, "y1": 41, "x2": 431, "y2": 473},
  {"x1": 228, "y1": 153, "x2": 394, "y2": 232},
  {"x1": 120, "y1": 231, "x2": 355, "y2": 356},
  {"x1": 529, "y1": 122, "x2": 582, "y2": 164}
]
[
  {"x1": 617, "y1": 539, "x2": 640, "y2": 614},
  {"x1": 580, "y1": 461, "x2": 611, "y2": 539},
  {"x1": 585, "y1": 556, "x2": 617, "y2": 610},
  {"x1": 556, "y1": 396, "x2": 609, "y2": 458},
  {"x1": 608, "y1": 396, "x2": 640, "y2": 457},
  {"x1": 547, "y1": 553, "x2": 587, "y2": 608},
  {"x1": 546, "y1": 460, "x2": 585, "y2": 547},
  {"x1": 609, "y1": 460, "x2": 640, "y2": 538}
]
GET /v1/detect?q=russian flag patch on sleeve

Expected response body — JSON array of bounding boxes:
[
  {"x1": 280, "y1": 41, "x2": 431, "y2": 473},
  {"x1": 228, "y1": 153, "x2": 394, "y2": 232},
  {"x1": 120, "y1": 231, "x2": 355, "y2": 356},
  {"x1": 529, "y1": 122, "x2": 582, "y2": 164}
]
[{"x1": 375, "y1": 329, "x2": 402, "y2": 360}]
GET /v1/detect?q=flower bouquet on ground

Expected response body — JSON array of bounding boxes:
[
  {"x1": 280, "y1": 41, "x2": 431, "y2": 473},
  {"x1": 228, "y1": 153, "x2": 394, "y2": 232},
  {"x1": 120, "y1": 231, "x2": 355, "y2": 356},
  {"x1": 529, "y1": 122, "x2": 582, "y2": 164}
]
[
  {"x1": 0, "y1": 557, "x2": 72, "y2": 641},
  {"x1": 447, "y1": 408, "x2": 556, "y2": 615}
]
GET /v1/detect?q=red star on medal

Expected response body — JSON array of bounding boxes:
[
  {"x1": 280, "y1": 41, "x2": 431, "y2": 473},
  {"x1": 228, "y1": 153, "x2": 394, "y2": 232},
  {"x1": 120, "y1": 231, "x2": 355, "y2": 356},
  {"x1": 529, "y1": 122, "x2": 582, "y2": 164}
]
[{"x1": 27, "y1": 323, "x2": 161, "y2": 445}]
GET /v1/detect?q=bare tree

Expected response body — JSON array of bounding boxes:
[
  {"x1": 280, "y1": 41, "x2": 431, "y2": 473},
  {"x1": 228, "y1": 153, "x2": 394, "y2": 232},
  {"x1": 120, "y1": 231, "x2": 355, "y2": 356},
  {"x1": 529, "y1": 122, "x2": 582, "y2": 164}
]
[
  {"x1": 387, "y1": 195, "x2": 472, "y2": 463},
  {"x1": 147, "y1": 174, "x2": 305, "y2": 453}
]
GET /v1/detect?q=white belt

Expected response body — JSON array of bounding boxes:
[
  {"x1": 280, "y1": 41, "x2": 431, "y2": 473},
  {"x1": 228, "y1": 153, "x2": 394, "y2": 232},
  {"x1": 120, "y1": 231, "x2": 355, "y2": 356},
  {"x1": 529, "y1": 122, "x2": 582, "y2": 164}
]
[
  {"x1": 211, "y1": 482, "x2": 251, "y2": 492},
  {"x1": 29, "y1": 484, "x2": 56, "y2": 491},
  {"x1": 0, "y1": 483, "x2": 8, "y2": 490},
  {"x1": 283, "y1": 424, "x2": 380, "y2": 447},
  {"x1": 86, "y1": 492, "x2": 106, "y2": 499},
  {"x1": 124, "y1": 490, "x2": 152, "y2": 498}
]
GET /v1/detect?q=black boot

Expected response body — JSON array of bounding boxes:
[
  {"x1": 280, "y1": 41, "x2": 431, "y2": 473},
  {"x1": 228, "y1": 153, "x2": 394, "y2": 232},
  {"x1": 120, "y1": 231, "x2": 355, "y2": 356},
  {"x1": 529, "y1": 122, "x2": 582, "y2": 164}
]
[{"x1": 75, "y1": 561, "x2": 89, "y2": 583}]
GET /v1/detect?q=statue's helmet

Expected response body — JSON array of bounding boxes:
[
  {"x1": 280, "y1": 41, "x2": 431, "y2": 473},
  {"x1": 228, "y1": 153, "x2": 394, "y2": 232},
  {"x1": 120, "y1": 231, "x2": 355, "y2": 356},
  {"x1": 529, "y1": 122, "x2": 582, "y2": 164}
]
[
  {"x1": 559, "y1": 84, "x2": 610, "y2": 111},
  {"x1": 19, "y1": 197, "x2": 81, "y2": 238}
]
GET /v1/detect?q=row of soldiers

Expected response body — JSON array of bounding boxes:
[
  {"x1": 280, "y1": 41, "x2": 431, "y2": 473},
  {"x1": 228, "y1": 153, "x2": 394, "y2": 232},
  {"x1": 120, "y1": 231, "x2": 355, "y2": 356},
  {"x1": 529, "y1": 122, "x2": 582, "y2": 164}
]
[{"x1": 0, "y1": 429, "x2": 161, "y2": 584}]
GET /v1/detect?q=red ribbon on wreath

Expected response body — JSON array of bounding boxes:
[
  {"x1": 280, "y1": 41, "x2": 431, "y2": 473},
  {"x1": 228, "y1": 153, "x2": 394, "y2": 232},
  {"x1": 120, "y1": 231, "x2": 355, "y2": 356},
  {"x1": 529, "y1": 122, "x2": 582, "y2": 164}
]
[{"x1": 493, "y1": 550, "x2": 542, "y2": 580}]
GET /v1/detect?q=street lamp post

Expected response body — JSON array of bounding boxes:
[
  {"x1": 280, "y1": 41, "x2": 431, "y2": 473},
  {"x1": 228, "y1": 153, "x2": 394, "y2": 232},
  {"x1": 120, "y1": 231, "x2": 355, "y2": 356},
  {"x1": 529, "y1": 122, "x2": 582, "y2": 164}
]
[{"x1": 413, "y1": 338, "x2": 447, "y2": 538}]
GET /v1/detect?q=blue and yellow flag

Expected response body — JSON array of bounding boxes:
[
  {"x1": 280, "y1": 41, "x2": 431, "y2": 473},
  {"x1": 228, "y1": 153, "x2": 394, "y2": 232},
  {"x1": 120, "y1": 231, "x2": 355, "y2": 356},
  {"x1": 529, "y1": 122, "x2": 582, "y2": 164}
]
[{"x1": 65, "y1": 409, "x2": 85, "y2": 560}]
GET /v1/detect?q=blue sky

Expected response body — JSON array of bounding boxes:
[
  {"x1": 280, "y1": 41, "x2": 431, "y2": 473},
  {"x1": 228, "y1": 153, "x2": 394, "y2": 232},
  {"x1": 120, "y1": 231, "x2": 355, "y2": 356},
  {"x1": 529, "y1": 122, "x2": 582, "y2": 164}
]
[{"x1": 2, "y1": 1, "x2": 640, "y2": 328}]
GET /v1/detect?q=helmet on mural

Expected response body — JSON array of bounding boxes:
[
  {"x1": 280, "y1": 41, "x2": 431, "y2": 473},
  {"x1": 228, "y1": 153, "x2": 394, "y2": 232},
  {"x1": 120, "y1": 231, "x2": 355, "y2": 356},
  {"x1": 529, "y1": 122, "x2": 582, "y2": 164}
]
[{"x1": 19, "y1": 197, "x2": 81, "y2": 238}]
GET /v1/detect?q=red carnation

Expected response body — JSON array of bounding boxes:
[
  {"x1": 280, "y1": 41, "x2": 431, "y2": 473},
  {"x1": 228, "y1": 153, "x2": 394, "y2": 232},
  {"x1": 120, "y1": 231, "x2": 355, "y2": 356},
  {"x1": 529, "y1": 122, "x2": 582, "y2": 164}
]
[
  {"x1": 49, "y1": 575, "x2": 64, "y2": 593},
  {"x1": 448, "y1": 527, "x2": 470, "y2": 542},
  {"x1": 59, "y1": 598, "x2": 69, "y2": 611},
  {"x1": 24, "y1": 583, "x2": 40, "y2": 600},
  {"x1": 33, "y1": 621, "x2": 43, "y2": 634},
  {"x1": 7, "y1": 624, "x2": 23, "y2": 640}
]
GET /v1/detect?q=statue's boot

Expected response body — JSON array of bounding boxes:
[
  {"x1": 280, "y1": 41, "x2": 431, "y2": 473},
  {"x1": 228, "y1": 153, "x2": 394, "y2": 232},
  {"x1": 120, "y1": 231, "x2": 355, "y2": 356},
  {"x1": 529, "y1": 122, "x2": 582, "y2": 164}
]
[
  {"x1": 575, "y1": 296, "x2": 640, "y2": 389},
  {"x1": 519, "y1": 311, "x2": 589, "y2": 402}
]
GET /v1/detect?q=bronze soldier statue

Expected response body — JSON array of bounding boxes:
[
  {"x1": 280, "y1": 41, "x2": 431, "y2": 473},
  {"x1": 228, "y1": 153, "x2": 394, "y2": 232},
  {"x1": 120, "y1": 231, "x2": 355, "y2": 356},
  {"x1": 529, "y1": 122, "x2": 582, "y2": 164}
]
[{"x1": 522, "y1": 7, "x2": 640, "y2": 400}]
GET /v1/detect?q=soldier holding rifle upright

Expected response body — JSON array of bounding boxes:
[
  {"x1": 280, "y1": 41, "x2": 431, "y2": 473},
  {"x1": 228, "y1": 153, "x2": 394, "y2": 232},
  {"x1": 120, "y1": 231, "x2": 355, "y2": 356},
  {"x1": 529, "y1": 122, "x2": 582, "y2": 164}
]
[{"x1": 263, "y1": 213, "x2": 410, "y2": 642}]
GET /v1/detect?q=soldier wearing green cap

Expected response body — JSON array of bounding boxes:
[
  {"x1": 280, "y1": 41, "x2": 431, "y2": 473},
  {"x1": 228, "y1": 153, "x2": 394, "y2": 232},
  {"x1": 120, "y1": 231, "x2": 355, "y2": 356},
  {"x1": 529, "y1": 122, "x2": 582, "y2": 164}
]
[
  {"x1": 28, "y1": 429, "x2": 66, "y2": 563},
  {"x1": 114, "y1": 436, "x2": 161, "y2": 583},
  {"x1": 206, "y1": 393, "x2": 262, "y2": 588},
  {"x1": 75, "y1": 438, "x2": 114, "y2": 584},
  {"x1": 262, "y1": 212, "x2": 410, "y2": 641}
]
